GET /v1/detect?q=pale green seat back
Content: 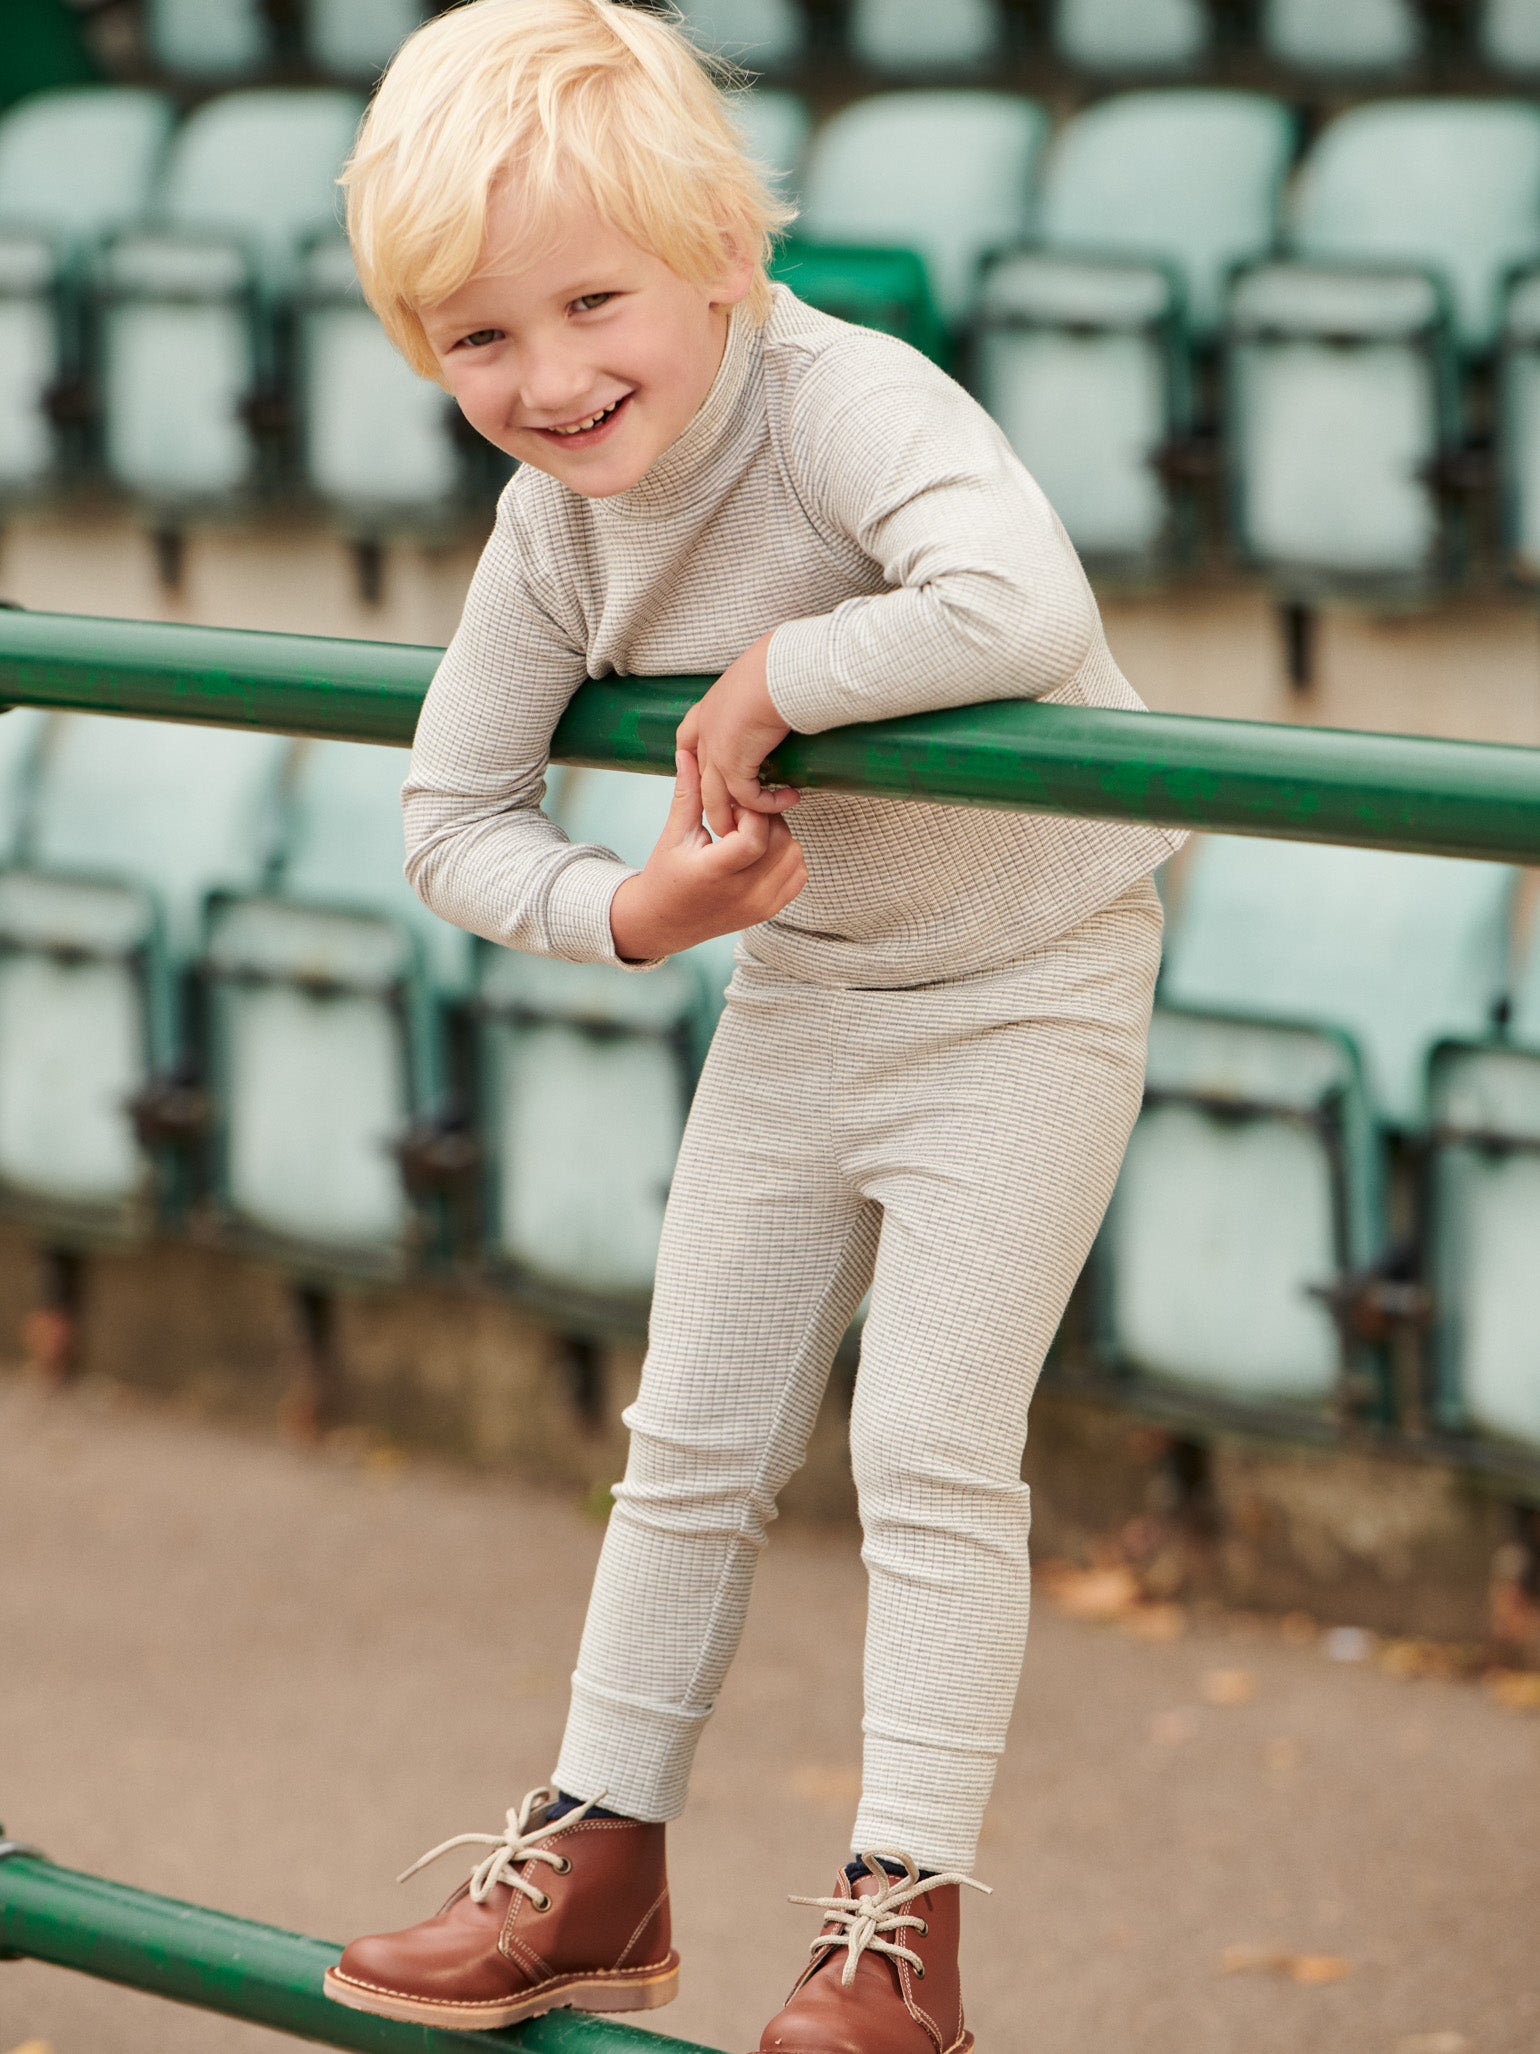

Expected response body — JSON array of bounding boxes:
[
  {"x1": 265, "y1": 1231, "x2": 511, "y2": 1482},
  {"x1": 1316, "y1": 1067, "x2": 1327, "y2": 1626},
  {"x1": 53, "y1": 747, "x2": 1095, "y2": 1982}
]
[
  {"x1": 1035, "y1": 91, "x2": 1294, "y2": 340},
  {"x1": 731, "y1": 89, "x2": 811, "y2": 204},
  {"x1": 1162, "y1": 835, "x2": 1513, "y2": 1131},
  {"x1": 1259, "y1": 0, "x2": 1423, "y2": 72},
  {"x1": 848, "y1": 0, "x2": 1005, "y2": 74},
  {"x1": 674, "y1": 0, "x2": 806, "y2": 70},
  {"x1": 1481, "y1": 0, "x2": 1540, "y2": 71},
  {"x1": 0, "y1": 87, "x2": 173, "y2": 236},
  {"x1": 800, "y1": 93, "x2": 1048, "y2": 327},
  {"x1": 1227, "y1": 265, "x2": 1457, "y2": 587},
  {"x1": 100, "y1": 90, "x2": 363, "y2": 505},
  {"x1": 1291, "y1": 100, "x2": 1540, "y2": 356},
  {"x1": 477, "y1": 768, "x2": 735, "y2": 1303},
  {"x1": 0, "y1": 715, "x2": 285, "y2": 1224},
  {"x1": 302, "y1": 0, "x2": 428, "y2": 77},
  {"x1": 0, "y1": 88, "x2": 174, "y2": 493},
  {"x1": 975, "y1": 255, "x2": 1184, "y2": 568},
  {"x1": 1427, "y1": 1043, "x2": 1540, "y2": 1452},
  {"x1": 1101, "y1": 1011, "x2": 1378, "y2": 1406},
  {"x1": 145, "y1": 0, "x2": 273, "y2": 78},
  {"x1": 297, "y1": 238, "x2": 462, "y2": 520},
  {"x1": 1050, "y1": 0, "x2": 1211, "y2": 73},
  {"x1": 204, "y1": 740, "x2": 466, "y2": 1268}
]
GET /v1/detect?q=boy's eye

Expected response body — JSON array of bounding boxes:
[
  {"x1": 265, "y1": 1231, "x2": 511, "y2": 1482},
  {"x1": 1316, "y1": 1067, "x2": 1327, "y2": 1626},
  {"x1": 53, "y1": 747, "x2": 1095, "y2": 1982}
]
[
  {"x1": 571, "y1": 292, "x2": 614, "y2": 313},
  {"x1": 456, "y1": 329, "x2": 501, "y2": 350}
]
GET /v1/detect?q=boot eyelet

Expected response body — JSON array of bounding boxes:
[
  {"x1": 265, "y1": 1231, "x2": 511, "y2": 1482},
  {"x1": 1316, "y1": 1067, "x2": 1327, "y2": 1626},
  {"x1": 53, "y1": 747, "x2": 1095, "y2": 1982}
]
[
  {"x1": 914, "y1": 1964, "x2": 926, "y2": 1979},
  {"x1": 554, "y1": 1858, "x2": 572, "y2": 1874},
  {"x1": 917, "y1": 1921, "x2": 929, "y2": 1937},
  {"x1": 534, "y1": 1892, "x2": 552, "y2": 1912}
]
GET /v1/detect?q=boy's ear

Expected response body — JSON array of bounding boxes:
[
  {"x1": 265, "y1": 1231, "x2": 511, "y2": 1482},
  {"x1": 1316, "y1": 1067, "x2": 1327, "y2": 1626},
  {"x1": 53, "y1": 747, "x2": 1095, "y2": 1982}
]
[{"x1": 709, "y1": 229, "x2": 759, "y2": 310}]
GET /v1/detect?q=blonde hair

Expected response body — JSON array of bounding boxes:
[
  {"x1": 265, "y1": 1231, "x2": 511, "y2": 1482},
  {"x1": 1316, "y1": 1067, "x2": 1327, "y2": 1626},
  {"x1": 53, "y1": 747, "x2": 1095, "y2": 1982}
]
[{"x1": 341, "y1": 0, "x2": 794, "y2": 378}]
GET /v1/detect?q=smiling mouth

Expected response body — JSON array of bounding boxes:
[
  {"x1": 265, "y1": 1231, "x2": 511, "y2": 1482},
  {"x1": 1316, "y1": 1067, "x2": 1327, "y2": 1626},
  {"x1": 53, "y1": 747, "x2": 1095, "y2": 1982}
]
[{"x1": 535, "y1": 393, "x2": 631, "y2": 441}]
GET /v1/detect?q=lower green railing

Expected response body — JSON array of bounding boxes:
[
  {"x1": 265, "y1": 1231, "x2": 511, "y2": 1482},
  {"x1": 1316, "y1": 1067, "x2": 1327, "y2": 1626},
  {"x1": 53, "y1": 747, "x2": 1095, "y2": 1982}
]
[
  {"x1": 0, "y1": 1842, "x2": 715, "y2": 2054},
  {"x1": 4, "y1": 599, "x2": 1540, "y2": 2050}
]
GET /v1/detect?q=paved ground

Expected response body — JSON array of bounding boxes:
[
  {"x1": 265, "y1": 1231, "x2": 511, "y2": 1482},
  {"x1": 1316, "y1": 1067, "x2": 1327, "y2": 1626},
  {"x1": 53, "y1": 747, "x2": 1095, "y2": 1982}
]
[{"x1": 2, "y1": 1375, "x2": 1537, "y2": 2054}]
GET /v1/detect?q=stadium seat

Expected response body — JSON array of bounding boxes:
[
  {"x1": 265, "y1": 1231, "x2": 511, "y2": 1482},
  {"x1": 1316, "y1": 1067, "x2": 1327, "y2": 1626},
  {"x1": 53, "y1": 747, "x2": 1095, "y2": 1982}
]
[
  {"x1": 0, "y1": 716, "x2": 287, "y2": 1237},
  {"x1": 973, "y1": 91, "x2": 1292, "y2": 570},
  {"x1": 302, "y1": 0, "x2": 428, "y2": 77},
  {"x1": 296, "y1": 237, "x2": 467, "y2": 528},
  {"x1": 1226, "y1": 101, "x2": 1540, "y2": 593},
  {"x1": 848, "y1": 0, "x2": 1005, "y2": 74},
  {"x1": 1097, "y1": 837, "x2": 1513, "y2": 1414},
  {"x1": 203, "y1": 739, "x2": 473, "y2": 1273},
  {"x1": 476, "y1": 768, "x2": 735, "y2": 1306},
  {"x1": 1050, "y1": 0, "x2": 1212, "y2": 75},
  {"x1": 731, "y1": 88, "x2": 811, "y2": 202},
  {"x1": 145, "y1": 0, "x2": 274, "y2": 78},
  {"x1": 1259, "y1": 0, "x2": 1424, "y2": 74},
  {"x1": 0, "y1": 88, "x2": 173, "y2": 496},
  {"x1": 1480, "y1": 0, "x2": 1540, "y2": 73},
  {"x1": 674, "y1": 0, "x2": 806, "y2": 72},
  {"x1": 798, "y1": 92, "x2": 1048, "y2": 330},
  {"x1": 772, "y1": 241, "x2": 948, "y2": 363},
  {"x1": 98, "y1": 90, "x2": 363, "y2": 508}
]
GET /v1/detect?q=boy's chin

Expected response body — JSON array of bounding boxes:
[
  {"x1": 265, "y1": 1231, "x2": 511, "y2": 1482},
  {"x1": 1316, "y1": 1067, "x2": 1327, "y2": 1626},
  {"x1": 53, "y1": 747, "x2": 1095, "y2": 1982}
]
[{"x1": 521, "y1": 447, "x2": 658, "y2": 498}]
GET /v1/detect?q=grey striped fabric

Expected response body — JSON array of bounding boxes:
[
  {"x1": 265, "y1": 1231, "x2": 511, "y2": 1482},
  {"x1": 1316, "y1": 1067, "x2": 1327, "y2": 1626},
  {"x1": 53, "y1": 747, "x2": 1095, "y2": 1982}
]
[{"x1": 403, "y1": 286, "x2": 1182, "y2": 989}]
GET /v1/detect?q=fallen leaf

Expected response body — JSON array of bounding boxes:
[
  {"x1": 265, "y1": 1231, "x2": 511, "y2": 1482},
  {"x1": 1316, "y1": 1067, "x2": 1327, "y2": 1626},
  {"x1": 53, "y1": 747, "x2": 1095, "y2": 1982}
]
[
  {"x1": 1040, "y1": 1562, "x2": 1140, "y2": 1622},
  {"x1": 787, "y1": 1764, "x2": 863, "y2": 1805},
  {"x1": 1201, "y1": 1667, "x2": 1257, "y2": 1706},
  {"x1": 1378, "y1": 1639, "x2": 1456, "y2": 1681},
  {"x1": 5, "y1": 2042, "x2": 54, "y2": 2054},
  {"x1": 1263, "y1": 1735, "x2": 1303, "y2": 1773},
  {"x1": 1221, "y1": 1944, "x2": 1352, "y2": 1984},
  {"x1": 1122, "y1": 1602, "x2": 1186, "y2": 1643},
  {"x1": 1484, "y1": 1669, "x2": 1540, "y2": 1714}
]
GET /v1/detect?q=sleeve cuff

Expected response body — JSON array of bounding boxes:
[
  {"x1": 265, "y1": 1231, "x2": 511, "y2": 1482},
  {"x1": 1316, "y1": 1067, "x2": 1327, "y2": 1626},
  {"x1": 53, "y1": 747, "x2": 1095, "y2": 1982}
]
[
  {"x1": 551, "y1": 855, "x2": 667, "y2": 971},
  {"x1": 766, "y1": 615, "x2": 857, "y2": 735}
]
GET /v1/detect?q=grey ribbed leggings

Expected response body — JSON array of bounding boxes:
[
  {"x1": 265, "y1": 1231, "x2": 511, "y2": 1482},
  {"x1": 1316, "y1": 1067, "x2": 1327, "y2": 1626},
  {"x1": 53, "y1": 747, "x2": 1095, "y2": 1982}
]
[{"x1": 553, "y1": 879, "x2": 1162, "y2": 1873}]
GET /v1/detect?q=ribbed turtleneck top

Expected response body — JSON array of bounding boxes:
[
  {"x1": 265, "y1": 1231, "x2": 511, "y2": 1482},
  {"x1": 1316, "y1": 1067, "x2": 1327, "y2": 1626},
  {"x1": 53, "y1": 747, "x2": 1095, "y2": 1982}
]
[{"x1": 403, "y1": 286, "x2": 1182, "y2": 989}]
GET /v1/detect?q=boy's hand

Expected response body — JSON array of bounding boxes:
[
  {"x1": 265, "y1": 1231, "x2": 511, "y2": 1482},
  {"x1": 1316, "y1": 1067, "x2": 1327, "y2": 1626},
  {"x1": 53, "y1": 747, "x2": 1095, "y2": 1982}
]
[
  {"x1": 609, "y1": 748, "x2": 808, "y2": 962},
  {"x1": 676, "y1": 631, "x2": 800, "y2": 838}
]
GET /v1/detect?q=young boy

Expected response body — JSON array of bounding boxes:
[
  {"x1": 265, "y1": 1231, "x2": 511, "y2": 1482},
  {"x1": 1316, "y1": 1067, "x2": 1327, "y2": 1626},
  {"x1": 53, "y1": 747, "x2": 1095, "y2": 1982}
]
[{"x1": 325, "y1": 2, "x2": 1181, "y2": 2046}]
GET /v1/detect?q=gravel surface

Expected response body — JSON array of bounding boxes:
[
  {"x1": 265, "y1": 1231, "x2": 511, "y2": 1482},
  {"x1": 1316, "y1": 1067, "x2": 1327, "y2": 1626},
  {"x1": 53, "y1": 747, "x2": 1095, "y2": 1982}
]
[{"x1": 2, "y1": 1375, "x2": 1537, "y2": 2054}]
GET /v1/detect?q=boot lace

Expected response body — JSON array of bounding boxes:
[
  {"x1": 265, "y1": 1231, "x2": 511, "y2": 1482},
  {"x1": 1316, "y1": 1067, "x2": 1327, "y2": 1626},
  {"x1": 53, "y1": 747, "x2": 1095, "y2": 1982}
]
[
  {"x1": 396, "y1": 1786, "x2": 608, "y2": 1907},
  {"x1": 790, "y1": 1849, "x2": 991, "y2": 1988}
]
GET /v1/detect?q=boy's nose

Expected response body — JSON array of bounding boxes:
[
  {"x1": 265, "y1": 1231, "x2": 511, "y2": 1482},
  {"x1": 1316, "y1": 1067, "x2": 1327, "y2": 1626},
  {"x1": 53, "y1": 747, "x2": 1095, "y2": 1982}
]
[{"x1": 513, "y1": 350, "x2": 598, "y2": 427}]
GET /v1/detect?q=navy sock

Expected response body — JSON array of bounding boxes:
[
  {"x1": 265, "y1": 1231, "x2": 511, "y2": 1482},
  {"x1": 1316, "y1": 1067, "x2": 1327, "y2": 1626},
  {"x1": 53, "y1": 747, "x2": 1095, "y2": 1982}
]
[
  {"x1": 845, "y1": 1856, "x2": 938, "y2": 1885},
  {"x1": 546, "y1": 1790, "x2": 631, "y2": 1823}
]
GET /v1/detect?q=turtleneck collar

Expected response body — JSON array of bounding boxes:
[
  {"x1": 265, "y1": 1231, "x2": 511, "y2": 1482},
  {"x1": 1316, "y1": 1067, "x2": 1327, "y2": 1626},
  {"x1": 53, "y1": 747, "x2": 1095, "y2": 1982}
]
[{"x1": 595, "y1": 294, "x2": 766, "y2": 521}]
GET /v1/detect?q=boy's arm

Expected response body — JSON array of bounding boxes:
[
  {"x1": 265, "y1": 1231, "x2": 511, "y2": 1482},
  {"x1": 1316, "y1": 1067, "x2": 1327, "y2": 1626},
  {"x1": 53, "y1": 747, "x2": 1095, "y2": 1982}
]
[
  {"x1": 764, "y1": 340, "x2": 1101, "y2": 735},
  {"x1": 403, "y1": 502, "x2": 641, "y2": 965}
]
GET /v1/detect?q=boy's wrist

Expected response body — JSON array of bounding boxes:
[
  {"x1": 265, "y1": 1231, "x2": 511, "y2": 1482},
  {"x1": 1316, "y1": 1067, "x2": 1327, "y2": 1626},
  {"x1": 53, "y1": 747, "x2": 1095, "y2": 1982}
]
[{"x1": 609, "y1": 873, "x2": 673, "y2": 963}]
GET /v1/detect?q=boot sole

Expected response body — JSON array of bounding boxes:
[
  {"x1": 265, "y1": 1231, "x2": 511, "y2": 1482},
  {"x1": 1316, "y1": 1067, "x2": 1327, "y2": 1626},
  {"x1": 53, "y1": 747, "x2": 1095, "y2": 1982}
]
[{"x1": 323, "y1": 1954, "x2": 680, "y2": 2030}]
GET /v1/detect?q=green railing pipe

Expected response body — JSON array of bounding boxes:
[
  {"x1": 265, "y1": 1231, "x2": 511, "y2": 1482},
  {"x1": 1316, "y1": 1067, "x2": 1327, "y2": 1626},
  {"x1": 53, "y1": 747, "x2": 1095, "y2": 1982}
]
[
  {"x1": 3, "y1": 607, "x2": 1540, "y2": 862},
  {"x1": 0, "y1": 1846, "x2": 719, "y2": 2054}
]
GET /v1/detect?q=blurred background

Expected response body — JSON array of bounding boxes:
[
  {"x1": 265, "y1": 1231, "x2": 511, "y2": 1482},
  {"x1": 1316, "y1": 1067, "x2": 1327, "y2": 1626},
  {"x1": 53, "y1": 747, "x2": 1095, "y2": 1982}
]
[{"x1": 2, "y1": 3, "x2": 1540, "y2": 2052}]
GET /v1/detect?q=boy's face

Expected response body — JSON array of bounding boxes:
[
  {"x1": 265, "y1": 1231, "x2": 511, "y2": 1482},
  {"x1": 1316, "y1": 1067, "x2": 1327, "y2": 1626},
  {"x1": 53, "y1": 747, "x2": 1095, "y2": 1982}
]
[{"x1": 421, "y1": 186, "x2": 754, "y2": 498}]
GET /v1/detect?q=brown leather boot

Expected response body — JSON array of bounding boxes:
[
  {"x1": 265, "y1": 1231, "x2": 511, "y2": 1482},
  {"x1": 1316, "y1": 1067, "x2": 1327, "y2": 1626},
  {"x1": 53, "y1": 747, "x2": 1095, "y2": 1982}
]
[
  {"x1": 324, "y1": 1788, "x2": 679, "y2": 2030},
  {"x1": 757, "y1": 1852, "x2": 989, "y2": 2054}
]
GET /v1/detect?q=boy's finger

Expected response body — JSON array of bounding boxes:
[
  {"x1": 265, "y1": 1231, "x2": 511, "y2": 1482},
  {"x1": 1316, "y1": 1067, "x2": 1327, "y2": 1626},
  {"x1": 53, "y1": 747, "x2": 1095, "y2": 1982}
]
[
  {"x1": 704, "y1": 808, "x2": 771, "y2": 871},
  {"x1": 662, "y1": 749, "x2": 704, "y2": 842},
  {"x1": 700, "y1": 762, "x2": 737, "y2": 839},
  {"x1": 727, "y1": 775, "x2": 800, "y2": 815}
]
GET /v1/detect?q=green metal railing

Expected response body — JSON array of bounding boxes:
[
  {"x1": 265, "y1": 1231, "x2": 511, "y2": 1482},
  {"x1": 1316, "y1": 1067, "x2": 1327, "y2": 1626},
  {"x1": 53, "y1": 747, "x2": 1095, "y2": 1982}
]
[
  {"x1": 5, "y1": 599, "x2": 1540, "y2": 2052},
  {"x1": 4, "y1": 607, "x2": 1540, "y2": 861},
  {"x1": 0, "y1": 1842, "x2": 714, "y2": 2053}
]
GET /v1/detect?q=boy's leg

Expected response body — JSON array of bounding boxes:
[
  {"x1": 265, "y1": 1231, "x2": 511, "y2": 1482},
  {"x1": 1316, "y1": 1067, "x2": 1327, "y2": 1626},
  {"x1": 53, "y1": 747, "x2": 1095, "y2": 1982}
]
[
  {"x1": 842, "y1": 881, "x2": 1163, "y2": 1874},
  {"x1": 554, "y1": 969, "x2": 877, "y2": 1821}
]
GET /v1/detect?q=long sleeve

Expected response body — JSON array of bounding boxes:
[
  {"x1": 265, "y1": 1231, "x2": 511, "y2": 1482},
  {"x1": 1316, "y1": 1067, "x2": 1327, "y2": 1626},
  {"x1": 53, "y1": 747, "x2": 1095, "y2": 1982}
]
[
  {"x1": 402, "y1": 492, "x2": 639, "y2": 966},
  {"x1": 764, "y1": 334, "x2": 1101, "y2": 735}
]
